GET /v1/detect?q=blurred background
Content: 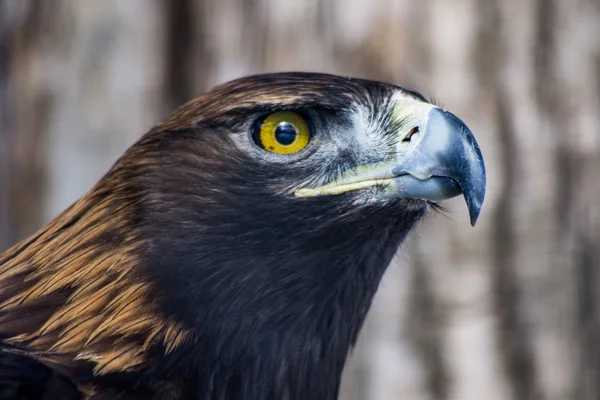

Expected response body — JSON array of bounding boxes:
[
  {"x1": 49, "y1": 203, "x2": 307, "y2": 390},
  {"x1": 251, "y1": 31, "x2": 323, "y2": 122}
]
[{"x1": 1, "y1": 1, "x2": 599, "y2": 399}]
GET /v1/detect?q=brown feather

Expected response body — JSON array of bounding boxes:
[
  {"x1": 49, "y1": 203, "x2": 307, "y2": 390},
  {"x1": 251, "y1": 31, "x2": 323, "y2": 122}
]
[{"x1": 0, "y1": 144, "x2": 193, "y2": 393}]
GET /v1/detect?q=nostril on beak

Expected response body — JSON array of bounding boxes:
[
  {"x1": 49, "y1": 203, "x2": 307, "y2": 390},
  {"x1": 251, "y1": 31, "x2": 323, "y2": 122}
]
[{"x1": 403, "y1": 126, "x2": 419, "y2": 142}]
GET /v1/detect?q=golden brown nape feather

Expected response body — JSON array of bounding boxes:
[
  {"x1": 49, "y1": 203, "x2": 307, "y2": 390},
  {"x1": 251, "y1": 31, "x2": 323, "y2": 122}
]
[{"x1": 0, "y1": 141, "x2": 191, "y2": 387}]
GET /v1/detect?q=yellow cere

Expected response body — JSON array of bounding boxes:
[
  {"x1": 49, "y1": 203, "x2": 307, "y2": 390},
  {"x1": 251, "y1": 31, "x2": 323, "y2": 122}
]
[
  {"x1": 295, "y1": 178, "x2": 394, "y2": 198},
  {"x1": 294, "y1": 162, "x2": 396, "y2": 198},
  {"x1": 259, "y1": 111, "x2": 310, "y2": 155}
]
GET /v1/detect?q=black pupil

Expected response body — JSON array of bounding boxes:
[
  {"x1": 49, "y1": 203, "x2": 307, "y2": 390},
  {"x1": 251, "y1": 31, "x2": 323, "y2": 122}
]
[{"x1": 274, "y1": 122, "x2": 297, "y2": 145}]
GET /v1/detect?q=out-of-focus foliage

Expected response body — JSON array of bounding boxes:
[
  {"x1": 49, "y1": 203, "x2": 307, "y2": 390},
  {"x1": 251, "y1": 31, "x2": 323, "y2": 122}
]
[{"x1": 1, "y1": 1, "x2": 599, "y2": 399}]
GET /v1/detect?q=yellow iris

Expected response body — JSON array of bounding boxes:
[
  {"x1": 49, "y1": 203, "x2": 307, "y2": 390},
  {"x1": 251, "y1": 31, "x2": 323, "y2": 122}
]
[{"x1": 256, "y1": 111, "x2": 310, "y2": 154}]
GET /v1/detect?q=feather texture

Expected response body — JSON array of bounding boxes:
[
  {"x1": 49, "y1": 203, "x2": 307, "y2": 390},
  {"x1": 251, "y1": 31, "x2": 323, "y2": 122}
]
[{"x1": 0, "y1": 150, "x2": 192, "y2": 389}]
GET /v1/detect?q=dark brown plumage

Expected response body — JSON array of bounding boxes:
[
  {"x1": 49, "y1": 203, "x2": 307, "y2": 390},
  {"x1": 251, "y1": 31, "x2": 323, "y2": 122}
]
[{"x1": 0, "y1": 73, "x2": 485, "y2": 400}]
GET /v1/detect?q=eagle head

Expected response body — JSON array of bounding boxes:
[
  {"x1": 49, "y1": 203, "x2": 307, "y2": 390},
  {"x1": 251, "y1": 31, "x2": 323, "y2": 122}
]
[{"x1": 0, "y1": 72, "x2": 485, "y2": 400}]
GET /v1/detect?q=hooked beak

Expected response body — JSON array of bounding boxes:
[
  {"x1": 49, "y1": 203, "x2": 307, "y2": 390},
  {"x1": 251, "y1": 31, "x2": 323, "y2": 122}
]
[{"x1": 295, "y1": 101, "x2": 486, "y2": 226}]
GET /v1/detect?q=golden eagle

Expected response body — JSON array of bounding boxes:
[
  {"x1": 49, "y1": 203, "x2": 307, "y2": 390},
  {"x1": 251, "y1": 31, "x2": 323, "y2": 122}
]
[{"x1": 0, "y1": 73, "x2": 485, "y2": 399}]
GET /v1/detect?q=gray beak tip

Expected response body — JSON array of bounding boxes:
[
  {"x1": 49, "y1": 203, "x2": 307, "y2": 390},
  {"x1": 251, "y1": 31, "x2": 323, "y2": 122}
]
[
  {"x1": 465, "y1": 174, "x2": 486, "y2": 226},
  {"x1": 427, "y1": 108, "x2": 487, "y2": 227},
  {"x1": 466, "y1": 196, "x2": 483, "y2": 226},
  {"x1": 394, "y1": 107, "x2": 487, "y2": 226}
]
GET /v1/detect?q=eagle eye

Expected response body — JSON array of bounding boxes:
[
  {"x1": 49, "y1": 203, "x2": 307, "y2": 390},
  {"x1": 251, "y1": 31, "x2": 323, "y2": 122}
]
[{"x1": 252, "y1": 111, "x2": 311, "y2": 154}]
